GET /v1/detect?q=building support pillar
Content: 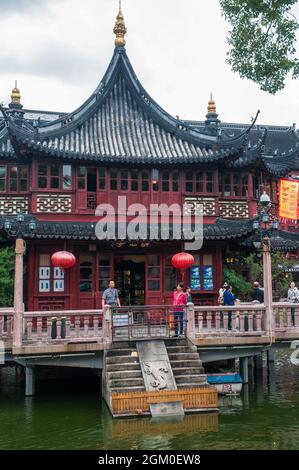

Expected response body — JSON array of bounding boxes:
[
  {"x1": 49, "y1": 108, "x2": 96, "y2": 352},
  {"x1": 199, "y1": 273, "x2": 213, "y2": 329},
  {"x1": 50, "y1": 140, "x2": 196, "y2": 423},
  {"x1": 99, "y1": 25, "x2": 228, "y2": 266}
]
[
  {"x1": 254, "y1": 353, "x2": 263, "y2": 370},
  {"x1": 240, "y1": 357, "x2": 249, "y2": 384},
  {"x1": 25, "y1": 366, "x2": 35, "y2": 397},
  {"x1": 267, "y1": 347, "x2": 275, "y2": 364}
]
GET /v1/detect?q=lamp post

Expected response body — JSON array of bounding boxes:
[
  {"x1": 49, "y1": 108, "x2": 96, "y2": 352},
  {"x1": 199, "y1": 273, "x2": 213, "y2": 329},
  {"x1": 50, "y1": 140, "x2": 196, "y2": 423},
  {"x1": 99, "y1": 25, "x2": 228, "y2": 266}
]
[
  {"x1": 3, "y1": 215, "x2": 37, "y2": 349},
  {"x1": 253, "y1": 192, "x2": 279, "y2": 342}
]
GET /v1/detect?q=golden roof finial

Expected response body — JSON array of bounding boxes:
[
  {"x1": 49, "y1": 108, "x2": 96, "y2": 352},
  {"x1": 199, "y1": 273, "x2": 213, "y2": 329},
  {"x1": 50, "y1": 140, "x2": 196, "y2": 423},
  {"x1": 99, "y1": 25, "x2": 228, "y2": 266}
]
[
  {"x1": 114, "y1": 1, "x2": 127, "y2": 47},
  {"x1": 207, "y1": 93, "x2": 216, "y2": 114},
  {"x1": 11, "y1": 80, "x2": 21, "y2": 104}
]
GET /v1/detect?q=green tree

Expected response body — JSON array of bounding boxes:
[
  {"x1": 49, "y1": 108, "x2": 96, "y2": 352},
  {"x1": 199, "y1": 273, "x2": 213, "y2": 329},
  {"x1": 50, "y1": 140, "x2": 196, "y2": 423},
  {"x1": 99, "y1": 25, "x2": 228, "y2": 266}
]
[
  {"x1": 220, "y1": 0, "x2": 299, "y2": 94},
  {"x1": 224, "y1": 251, "x2": 295, "y2": 301},
  {"x1": 0, "y1": 247, "x2": 14, "y2": 307},
  {"x1": 223, "y1": 267, "x2": 252, "y2": 299}
]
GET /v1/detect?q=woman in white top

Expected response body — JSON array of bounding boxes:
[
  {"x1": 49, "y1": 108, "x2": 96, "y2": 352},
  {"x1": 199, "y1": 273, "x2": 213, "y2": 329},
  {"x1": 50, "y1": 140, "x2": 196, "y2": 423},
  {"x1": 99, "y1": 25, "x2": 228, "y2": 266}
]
[
  {"x1": 218, "y1": 282, "x2": 228, "y2": 304},
  {"x1": 287, "y1": 282, "x2": 299, "y2": 326}
]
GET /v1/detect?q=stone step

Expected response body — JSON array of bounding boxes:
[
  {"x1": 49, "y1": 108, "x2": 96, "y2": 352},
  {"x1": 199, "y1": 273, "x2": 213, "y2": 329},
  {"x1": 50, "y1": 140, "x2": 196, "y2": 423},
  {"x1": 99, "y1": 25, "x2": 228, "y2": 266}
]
[
  {"x1": 106, "y1": 348, "x2": 138, "y2": 357},
  {"x1": 166, "y1": 345, "x2": 197, "y2": 353},
  {"x1": 167, "y1": 349, "x2": 198, "y2": 356},
  {"x1": 177, "y1": 382, "x2": 208, "y2": 389},
  {"x1": 164, "y1": 339, "x2": 187, "y2": 347},
  {"x1": 169, "y1": 359, "x2": 203, "y2": 368},
  {"x1": 168, "y1": 352, "x2": 200, "y2": 360},
  {"x1": 109, "y1": 378, "x2": 144, "y2": 388},
  {"x1": 110, "y1": 386, "x2": 145, "y2": 394},
  {"x1": 106, "y1": 362, "x2": 142, "y2": 372},
  {"x1": 112, "y1": 341, "x2": 136, "y2": 349},
  {"x1": 175, "y1": 375, "x2": 207, "y2": 384},
  {"x1": 172, "y1": 367, "x2": 204, "y2": 376},
  {"x1": 108, "y1": 370, "x2": 143, "y2": 380},
  {"x1": 106, "y1": 355, "x2": 140, "y2": 365}
]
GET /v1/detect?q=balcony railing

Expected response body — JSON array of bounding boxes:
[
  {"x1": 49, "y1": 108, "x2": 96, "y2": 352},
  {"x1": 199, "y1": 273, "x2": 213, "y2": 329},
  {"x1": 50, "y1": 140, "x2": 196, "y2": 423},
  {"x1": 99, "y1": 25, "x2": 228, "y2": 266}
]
[
  {"x1": 0, "y1": 309, "x2": 14, "y2": 343},
  {"x1": 273, "y1": 302, "x2": 299, "y2": 329},
  {"x1": 23, "y1": 310, "x2": 105, "y2": 344},
  {"x1": 193, "y1": 304, "x2": 266, "y2": 336},
  {"x1": 111, "y1": 305, "x2": 187, "y2": 341},
  {"x1": 0, "y1": 303, "x2": 299, "y2": 348}
]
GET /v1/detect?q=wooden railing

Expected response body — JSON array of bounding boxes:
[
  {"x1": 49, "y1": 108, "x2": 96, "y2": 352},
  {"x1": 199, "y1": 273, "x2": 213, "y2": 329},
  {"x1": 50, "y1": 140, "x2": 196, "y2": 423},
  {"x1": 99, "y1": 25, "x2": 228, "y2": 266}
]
[
  {"x1": 273, "y1": 302, "x2": 299, "y2": 329},
  {"x1": 193, "y1": 304, "x2": 266, "y2": 336},
  {"x1": 111, "y1": 386, "x2": 218, "y2": 416},
  {"x1": 22, "y1": 310, "x2": 105, "y2": 344},
  {"x1": 0, "y1": 308, "x2": 14, "y2": 342}
]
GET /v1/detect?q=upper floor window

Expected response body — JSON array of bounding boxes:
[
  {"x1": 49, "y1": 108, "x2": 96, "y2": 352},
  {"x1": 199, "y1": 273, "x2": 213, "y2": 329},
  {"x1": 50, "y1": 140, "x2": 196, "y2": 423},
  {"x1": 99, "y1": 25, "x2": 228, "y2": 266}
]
[
  {"x1": 38, "y1": 164, "x2": 72, "y2": 190},
  {"x1": 0, "y1": 165, "x2": 29, "y2": 193},
  {"x1": 219, "y1": 173, "x2": 248, "y2": 197},
  {"x1": 162, "y1": 171, "x2": 179, "y2": 192},
  {"x1": 185, "y1": 171, "x2": 215, "y2": 194},
  {"x1": 109, "y1": 169, "x2": 150, "y2": 192}
]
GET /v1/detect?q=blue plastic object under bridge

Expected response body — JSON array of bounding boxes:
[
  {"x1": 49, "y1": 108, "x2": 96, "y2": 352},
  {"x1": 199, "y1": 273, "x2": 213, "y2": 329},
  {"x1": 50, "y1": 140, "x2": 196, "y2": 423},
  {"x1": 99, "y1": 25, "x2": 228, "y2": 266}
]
[{"x1": 207, "y1": 373, "x2": 243, "y2": 384}]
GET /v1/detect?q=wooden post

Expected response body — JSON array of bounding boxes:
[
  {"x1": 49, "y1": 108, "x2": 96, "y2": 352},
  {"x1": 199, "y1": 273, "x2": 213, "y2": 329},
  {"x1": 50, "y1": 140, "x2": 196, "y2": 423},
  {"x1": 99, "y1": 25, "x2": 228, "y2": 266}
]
[
  {"x1": 263, "y1": 238, "x2": 274, "y2": 341},
  {"x1": 13, "y1": 238, "x2": 26, "y2": 349}
]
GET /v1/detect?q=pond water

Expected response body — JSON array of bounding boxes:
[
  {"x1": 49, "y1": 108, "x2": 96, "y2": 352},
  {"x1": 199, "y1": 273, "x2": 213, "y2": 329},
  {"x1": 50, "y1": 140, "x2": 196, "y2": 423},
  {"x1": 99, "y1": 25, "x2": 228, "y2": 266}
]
[{"x1": 0, "y1": 344, "x2": 298, "y2": 450}]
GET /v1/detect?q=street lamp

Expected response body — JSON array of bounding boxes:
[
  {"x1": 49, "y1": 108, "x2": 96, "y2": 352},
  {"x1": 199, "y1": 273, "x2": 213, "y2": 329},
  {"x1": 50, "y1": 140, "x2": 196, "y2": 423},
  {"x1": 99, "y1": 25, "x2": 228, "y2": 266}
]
[
  {"x1": 252, "y1": 192, "x2": 278, "y2": 342},
  {"x1": 253, "y1": 191, "x2": 279, "y2": 238},
  {"x1": 3, "y1": 214, "x2": 37, "y2": 239},
  {"x1": 3, "y1": 215, "x2": 37, "y2": 349}
]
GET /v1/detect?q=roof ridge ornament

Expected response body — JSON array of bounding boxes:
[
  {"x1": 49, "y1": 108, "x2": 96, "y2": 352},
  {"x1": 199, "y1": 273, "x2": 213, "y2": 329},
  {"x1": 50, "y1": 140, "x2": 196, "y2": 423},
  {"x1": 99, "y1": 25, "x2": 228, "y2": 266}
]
[
  {"x1": 207, "y1": 93, "x2": 216, "y2": 114},
  {"x1": 114, "y1": 1, "x2": 127, "y2": 47},
  {"x1": 11, "y1": 80, "x2": 21, "y2": 104}
]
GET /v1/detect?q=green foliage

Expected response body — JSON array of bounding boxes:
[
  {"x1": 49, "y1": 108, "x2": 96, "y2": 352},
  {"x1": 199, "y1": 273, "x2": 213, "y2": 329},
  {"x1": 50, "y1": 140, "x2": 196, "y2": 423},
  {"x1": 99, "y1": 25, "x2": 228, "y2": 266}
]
[
  {"x1": 223, "y1": 268, "x2": 252, "y2": 299},
  {"x1": 224, "y1": 251, "x2": 296, "y2": 301},
  {"x1": 220, "y1": 0, "x2": 299, "y2": 94},
  {"x1": 0, "y1": 247, "x2": 14, "y2": 307}
]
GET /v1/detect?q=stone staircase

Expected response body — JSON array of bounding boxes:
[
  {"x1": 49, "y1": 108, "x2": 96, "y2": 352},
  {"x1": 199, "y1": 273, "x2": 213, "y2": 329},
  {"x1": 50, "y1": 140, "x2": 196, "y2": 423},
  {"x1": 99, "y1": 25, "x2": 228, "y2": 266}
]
[
  {"x1": 104, "y1": 342, "x2": 145, "y2": 395},
  {"x1": 102, "y1": 339, "x2": 215, "y2": 417},
  {"x1": 165, "y1": 339, "x2": 208, "y2": 389}
]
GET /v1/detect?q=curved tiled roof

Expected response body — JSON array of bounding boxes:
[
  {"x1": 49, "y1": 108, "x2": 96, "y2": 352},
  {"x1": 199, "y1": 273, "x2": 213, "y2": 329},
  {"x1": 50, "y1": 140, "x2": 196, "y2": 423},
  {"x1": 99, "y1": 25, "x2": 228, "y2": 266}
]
[
  {"x1": 5, "y1": 47, "x2": 250, "y2": 165},
  {"x1": 0, "y1": 117, "x2": 15, "y2": 159},
  {"x1": 0, "y1": 216, "x2": 255, "y2": 241}
]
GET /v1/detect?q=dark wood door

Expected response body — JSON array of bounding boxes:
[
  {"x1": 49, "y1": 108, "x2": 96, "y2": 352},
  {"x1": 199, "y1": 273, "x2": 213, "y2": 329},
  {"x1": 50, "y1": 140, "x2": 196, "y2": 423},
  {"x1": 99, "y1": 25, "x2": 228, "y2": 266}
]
[
  {"x1": 77, "y1": 252, "x2": 97, "y2": 310},
  {"x1": 145, "y1": 254, "x2": 163, "y2": 305}
]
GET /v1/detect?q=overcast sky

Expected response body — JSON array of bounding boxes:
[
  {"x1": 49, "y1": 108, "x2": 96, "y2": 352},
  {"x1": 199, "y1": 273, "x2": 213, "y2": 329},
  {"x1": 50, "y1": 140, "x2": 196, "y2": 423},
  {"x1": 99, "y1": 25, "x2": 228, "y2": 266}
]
[{"x1": 0, "y1": 0, "x2": 299, "y2": 126}]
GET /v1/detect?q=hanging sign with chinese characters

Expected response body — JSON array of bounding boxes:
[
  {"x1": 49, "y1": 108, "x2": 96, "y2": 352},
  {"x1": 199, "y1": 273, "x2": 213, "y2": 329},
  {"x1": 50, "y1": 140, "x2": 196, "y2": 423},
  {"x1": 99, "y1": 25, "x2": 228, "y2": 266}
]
[{"x1": 278, "y1": 178, "x2": 299, "y2": 221}]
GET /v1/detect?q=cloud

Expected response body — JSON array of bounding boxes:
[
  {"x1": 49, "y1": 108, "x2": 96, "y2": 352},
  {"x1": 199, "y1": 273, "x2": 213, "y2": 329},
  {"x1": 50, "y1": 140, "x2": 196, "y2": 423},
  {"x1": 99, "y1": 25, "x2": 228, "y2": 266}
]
[
  {"x1": 0, "y1": 39, "x2": 104, "y2": 86},
  {"x1": 0, "y1": 0, "x2": 53, "y2": 16},
  {"x1": 0, "y1": 0, "x2": 298, "y2": 124}
]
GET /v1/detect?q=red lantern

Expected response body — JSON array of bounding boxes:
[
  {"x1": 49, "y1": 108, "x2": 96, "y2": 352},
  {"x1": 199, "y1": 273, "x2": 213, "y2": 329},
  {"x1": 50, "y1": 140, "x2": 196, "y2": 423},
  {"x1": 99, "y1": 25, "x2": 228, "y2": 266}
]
[
  {"x1": 51, "y1": 251, "x2": 76, "y2": 270},
  {"x1": 171, "y1": 252, "x2": 195, "y2": 284}
]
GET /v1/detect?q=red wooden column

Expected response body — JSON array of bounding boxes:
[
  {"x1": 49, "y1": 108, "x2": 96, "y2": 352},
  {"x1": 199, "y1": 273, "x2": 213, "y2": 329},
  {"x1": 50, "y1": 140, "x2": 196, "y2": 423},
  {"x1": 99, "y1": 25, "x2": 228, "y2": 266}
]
[
  {"x1": 27, "y1": 242, "x2": 36, "y2": 311},
  {"x1": 248, "y1": 173, "x2": 257, "y2": 218},
  {"x1": 215, "y1": 245, "x2": 223, "y2": 295}
]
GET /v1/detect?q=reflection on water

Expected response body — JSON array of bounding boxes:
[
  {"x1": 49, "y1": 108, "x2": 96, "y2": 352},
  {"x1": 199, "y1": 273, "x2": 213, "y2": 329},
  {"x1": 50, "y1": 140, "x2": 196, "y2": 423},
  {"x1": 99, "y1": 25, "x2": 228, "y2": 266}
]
[{"x1": 0, "y1": 345, "x2": 298, "y2": 450}]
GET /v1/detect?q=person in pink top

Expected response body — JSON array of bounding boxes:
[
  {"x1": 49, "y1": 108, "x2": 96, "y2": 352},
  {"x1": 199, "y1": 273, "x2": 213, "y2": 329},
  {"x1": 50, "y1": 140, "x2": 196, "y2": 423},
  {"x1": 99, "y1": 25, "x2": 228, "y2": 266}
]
[{"x1": 173, "y1": 282, "x2": 187, "y2": 337}]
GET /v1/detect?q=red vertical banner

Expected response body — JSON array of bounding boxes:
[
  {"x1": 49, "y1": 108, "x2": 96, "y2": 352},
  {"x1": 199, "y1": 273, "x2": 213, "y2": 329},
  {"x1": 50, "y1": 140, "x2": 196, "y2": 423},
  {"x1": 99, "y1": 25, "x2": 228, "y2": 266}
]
[{"x1": 278, "y1": 178, "x2": 299, "y2": 221}]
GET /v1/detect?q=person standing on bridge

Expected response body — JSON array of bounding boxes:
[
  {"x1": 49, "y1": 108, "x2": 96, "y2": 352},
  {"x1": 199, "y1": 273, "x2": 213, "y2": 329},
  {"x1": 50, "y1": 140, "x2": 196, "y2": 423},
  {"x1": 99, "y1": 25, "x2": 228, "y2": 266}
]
[
  {"x1": 250, "y1": 281, "x2": 264, "y2": 303},
  {"x1": 102, "y1": 281, "x2": 121, "y2": 309},
  {"x1": 223, "y1": 285, "x2": 236, "y2": 331},
  {"x1": 173, "y1": 283, "x2": 187, "y2": 338},
  {"x1": 287, "y1": 282, "x2": 299, "y2": 327}
]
